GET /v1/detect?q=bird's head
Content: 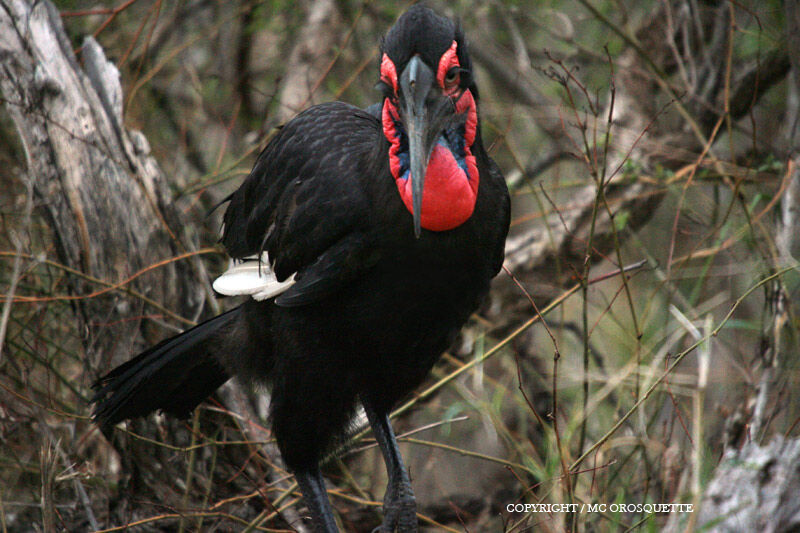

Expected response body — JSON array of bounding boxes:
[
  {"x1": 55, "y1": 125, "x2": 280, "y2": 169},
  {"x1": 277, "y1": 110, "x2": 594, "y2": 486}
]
[{"x1": 379, "y1": 6, "x2": 480, "y2": 237}]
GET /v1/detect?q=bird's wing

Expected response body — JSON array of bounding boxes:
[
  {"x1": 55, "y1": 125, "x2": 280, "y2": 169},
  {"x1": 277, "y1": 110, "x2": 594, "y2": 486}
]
[
  {"x1": 218, "y1": 102, "x2": 382, "y2": 306},
  {"x1": 486, "y1": 157, "x2": 511, "y2": 276}
]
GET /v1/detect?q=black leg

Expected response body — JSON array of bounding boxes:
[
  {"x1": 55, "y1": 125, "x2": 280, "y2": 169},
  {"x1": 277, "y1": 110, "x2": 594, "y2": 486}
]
[
  {"x1": 295, "y1": 468, "x2": 339, "y2": 532},
  {"x1": 363, "y1": 402, "x2": 418, "y2": 532}
]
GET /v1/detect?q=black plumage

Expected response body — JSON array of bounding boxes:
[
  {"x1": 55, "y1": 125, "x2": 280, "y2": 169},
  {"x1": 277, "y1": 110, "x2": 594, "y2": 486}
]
[{"x1": 92, "y1": 6, "x2": 510, "y2": 532}]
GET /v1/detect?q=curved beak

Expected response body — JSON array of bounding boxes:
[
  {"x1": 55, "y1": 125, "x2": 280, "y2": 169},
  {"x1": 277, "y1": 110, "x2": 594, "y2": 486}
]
[{"x1": 399, "y1": 55, "x2": 436, "y2": 238}]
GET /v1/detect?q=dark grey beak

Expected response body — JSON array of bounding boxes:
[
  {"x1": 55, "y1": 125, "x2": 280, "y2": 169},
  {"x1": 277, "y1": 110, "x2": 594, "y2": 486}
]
[{"x1": 399, "y1": 55, "x2": 436, "y2": 238}]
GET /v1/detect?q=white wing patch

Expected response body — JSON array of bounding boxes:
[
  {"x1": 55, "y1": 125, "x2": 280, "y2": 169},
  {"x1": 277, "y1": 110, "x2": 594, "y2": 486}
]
[{"x1": 212, "y1": 253, "x2": 296, "y2": 301}]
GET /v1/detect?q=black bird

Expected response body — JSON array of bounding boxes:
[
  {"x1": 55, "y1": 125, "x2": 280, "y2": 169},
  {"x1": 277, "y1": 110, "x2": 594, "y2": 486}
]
[{"x1": 92, "y1": 6, "x2": 510, "y2": 532}]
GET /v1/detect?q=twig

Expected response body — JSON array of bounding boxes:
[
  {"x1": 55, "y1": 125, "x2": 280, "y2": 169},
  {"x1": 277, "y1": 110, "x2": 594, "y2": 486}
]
[
  {"x1": 687, "y1": 314, "x2": 711, "y2": 532},
  {"x1": 752, "y1": 158, "x2": 800, "y2": 438},
  {"x1": 177, "y1": 411, "x2": 202, "y2": 533},
  {"x1": 571, "y1": 264, "x2": 798, "y2": 471},
  {"x1": 0, "y1": 179, "x2": 33, "y2": 361}
]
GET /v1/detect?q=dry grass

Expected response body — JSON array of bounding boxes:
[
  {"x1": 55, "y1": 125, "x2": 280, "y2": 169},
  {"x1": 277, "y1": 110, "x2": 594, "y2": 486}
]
[{"x1": 1, "y1": 0, "x2": 798, "y2": 531}]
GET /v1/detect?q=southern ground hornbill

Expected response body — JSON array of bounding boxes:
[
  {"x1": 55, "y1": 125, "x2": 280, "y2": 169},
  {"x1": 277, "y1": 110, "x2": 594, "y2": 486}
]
[{"x1": 92, "y1": 6, "x2": 510, "y2": 532}]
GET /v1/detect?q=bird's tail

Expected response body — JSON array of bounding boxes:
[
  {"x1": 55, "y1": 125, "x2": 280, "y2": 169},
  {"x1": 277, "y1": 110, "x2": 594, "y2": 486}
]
[{"x1": 91, "y1": 306, "x2": 242, "y2": 430}]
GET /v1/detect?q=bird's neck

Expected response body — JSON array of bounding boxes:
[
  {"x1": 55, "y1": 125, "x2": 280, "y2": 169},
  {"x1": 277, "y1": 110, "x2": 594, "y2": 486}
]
[{"x1": 394, "y1": 142, "x2": 479, "y2": 231}]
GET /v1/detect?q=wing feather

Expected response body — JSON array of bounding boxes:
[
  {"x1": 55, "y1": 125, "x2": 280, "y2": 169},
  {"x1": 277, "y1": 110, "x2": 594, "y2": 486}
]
[
  {"x1": 212, "y1": 254, "x2": 296, "y2": 301},
  {"x1": 218, "y1": 102, "x2": 383, "y2": 305}
]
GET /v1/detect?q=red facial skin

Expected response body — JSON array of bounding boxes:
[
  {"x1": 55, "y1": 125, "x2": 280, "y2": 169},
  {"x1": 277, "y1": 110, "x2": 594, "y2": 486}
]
[
  {"x1": 380, "y1": 41, "x2": 479, "y2": 232},
  {"x1": 380, "y1": 53, "x2": 398, "y2": 93},
  {"x1": 437, "y1": 41, "x2": 461, "y2": 96}
]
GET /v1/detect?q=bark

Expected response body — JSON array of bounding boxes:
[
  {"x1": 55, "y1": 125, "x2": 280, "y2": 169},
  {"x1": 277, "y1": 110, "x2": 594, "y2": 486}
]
[
  {"x1": 0, "y1": 0, "x2": 217, "y2": 527},
  {"x1": 667, "y1": 436, "x2": 800, "y2": 533},
  {"x1": 275, "y1": 0, "x2": 341, "y2": 121},
  {"x1": 750, "y1": 0, "x2": 800, "y2": 461},
  {"x1": 0, "y1": 0, "x2": 207, "y2": 364},
  {"x1": 781, "y1": 0, "x2": 800, "y2": 266},
  {"x1": 1, "y1": 0, "x2": 796, "y2": 530}
]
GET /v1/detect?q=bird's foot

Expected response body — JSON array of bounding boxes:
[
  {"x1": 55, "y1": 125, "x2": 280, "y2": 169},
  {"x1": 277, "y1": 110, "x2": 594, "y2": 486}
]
[{"x1": 373, "y1": 482, "x2": 417, "y2": 532}]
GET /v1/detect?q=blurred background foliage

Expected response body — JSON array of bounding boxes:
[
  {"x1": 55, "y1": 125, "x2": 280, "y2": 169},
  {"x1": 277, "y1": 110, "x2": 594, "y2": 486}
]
[{"x1": 1, "y1": 0, "x2": 798, "y2": 531}]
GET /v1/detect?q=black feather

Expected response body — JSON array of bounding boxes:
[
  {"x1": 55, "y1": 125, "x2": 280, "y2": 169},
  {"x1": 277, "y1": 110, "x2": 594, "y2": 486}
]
[
  {"x1": 92, "y1": 307, "x2": 240, "y2": 429},
  {"x1": 91, "y1": 6, "x2": 510, "y2": 531}
]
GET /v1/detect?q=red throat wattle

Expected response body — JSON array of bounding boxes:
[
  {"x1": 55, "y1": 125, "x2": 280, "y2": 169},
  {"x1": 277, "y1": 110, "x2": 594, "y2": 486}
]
[{"x1": 380, "y1": 44, "x2": 479, "y2": 232}]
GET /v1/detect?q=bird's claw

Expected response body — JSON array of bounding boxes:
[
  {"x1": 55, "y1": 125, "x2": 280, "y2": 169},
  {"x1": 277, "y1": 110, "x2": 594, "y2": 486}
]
[{"x1": 374, "y1": 487, "x2": 417, "y2": 532}]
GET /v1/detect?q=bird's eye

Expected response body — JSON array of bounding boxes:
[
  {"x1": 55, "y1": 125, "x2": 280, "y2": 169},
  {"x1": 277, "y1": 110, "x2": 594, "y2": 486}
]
[{"x1": 444, "y1": 67, "x2": 460, "y2": 86}]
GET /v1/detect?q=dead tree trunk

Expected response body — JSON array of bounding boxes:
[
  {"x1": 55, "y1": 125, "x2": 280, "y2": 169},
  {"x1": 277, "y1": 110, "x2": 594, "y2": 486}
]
[
  {"x1": 1, "y1": 0, "x2": 796, "y2": 530},
  {"x1": 0, "y1": 0, "x2": 208, "y2": 364},
  {"x1": 0, "y1": 0, "x2": 220, "y2": 526},
  {"x1": 275, "y1": 0, "x2": 341, "y2": 122},
  {"x1": 667, "y1": 436, "x2": 800, "y2": 533},
  {"x1": 0, "y1": 1, "x2": 314, "y2": 529}
]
